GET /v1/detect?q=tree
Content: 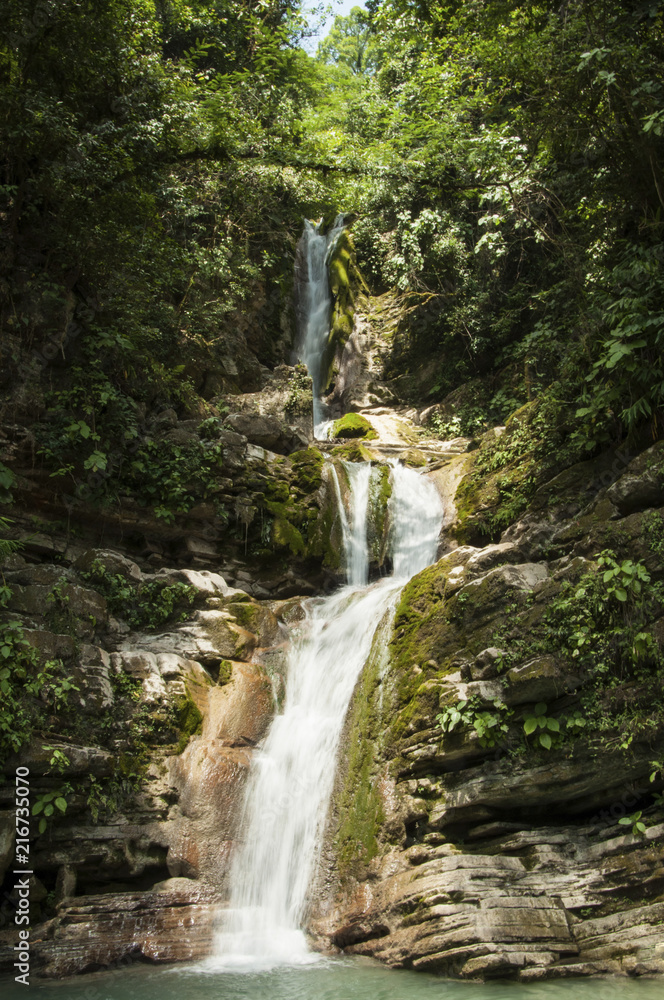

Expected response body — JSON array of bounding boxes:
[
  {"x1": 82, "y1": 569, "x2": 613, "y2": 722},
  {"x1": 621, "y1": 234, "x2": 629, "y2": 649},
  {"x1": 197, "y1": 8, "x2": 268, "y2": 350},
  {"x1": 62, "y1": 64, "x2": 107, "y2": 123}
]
[{"x1": 316, "y1": 6, "x2": 379, "y2": 75}]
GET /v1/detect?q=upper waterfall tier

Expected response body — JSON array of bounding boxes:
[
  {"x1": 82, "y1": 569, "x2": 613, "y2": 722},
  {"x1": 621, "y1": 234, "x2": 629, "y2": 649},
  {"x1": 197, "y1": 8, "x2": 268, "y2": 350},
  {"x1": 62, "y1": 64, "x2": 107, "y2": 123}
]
[{"x1": 295, "y1": 215, "x2": 346, "y2": 430}]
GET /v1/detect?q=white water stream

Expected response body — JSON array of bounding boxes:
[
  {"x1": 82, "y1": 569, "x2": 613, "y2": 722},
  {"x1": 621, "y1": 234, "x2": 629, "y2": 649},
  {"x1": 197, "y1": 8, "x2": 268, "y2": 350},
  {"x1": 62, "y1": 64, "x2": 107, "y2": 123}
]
[
  {"x1": 213, "y1": 462, "x2": 444, "y2": 971},
  {"x1": 296, "y1": 215, "x2": 346, "y2": 432}
]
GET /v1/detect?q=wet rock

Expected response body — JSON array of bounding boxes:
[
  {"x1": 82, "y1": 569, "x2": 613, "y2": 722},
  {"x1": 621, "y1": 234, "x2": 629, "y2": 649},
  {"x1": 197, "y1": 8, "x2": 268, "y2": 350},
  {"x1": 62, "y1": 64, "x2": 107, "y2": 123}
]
[
  {"x1": 54, "y1": 864, "x2": 77, "y2": 904},
  {"x1": 7, "y1": 582, "x2": 107, "y2": 626},
  {"x1": 5, "y1": 741, "x2": 114, "y2": 778},
  {"x1": 225, "y1": 412, "x2": 308, "y2": 454},
  {"x1": 111, "y1": 650, "x2": 210, "y2": 704},
  {"x1": 151, "y1": 567, "x2": 245, "y2": 599},
  {"x1": 24, "y1": 890, "x2": 218, "y2": 977}
]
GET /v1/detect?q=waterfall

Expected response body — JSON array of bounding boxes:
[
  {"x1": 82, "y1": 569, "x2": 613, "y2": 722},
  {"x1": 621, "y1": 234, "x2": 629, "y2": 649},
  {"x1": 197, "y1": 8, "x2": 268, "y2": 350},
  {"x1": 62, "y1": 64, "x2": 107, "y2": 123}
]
[
  {"x1": 212, "y1": 462, "x2": 443, "y2": 972},
  {"x1": 328, "y1": 461, "x2": 372, "y2": 587},
  {"x1": 389, "y1": 461, "x2": 444, "y2": 578},
  {"x1": 296, "y1": 215, "x2": 346, "y2": 432}
]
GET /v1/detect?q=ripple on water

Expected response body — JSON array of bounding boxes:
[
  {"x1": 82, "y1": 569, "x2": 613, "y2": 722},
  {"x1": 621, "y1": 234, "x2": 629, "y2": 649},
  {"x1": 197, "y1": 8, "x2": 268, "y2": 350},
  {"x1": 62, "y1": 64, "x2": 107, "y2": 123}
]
[{"x1": 3, "y1": 960, "x2": 663, "y2": 1000}]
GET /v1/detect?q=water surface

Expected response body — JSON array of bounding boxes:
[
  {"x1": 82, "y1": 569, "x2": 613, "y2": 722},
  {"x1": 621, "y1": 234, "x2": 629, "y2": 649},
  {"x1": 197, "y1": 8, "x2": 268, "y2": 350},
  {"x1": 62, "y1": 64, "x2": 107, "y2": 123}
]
[{"x1": 2, "y1": 958, "x2": 661, "y2": 1000}]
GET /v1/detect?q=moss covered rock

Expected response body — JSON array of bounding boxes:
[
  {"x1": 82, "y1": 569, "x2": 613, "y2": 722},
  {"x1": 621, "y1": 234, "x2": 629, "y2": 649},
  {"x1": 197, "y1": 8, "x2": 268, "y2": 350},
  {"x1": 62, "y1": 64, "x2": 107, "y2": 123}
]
[
  {"x1": 332, "y1": 413, "x2": 378, "y2": 441},
  {"x1": 320, "y1": 230, "x2": 368, "y2": 392}
]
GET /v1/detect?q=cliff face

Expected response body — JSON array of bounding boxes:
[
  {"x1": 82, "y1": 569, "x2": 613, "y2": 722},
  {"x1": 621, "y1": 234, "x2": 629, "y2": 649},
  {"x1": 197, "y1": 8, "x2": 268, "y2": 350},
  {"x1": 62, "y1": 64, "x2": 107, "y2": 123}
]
[{"x1": 313, "y1": 440, "x2": 664, "y2": 980}]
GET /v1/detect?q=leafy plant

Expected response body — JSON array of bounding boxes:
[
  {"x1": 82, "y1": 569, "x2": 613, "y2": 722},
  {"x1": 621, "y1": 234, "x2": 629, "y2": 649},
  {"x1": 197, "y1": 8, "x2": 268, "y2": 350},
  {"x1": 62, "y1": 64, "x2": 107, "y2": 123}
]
[
  {"x1": 80, "y1": 559, "x2": 196, "y2": 629},
  {"x1": 597, "y1": 551, "x2": 650, "y2": 604},
  {"x1": 437, "y1": 697, "x2": 512, "y2": 748},
  {"x1": 523, "y1": 702, "x2": 560, "y2": 750},
  {"x1": 618, "y1": 810, "x2": 647, "y2": 837},
  {"x1": 32, "y1": 789, "x2": 71, "y2": 835}
]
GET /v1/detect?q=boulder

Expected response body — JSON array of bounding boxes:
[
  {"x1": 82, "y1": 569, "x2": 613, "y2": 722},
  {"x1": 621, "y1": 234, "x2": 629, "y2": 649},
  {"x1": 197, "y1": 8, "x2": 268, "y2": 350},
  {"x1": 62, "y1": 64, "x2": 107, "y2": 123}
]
[
  {"x1": 74, "y1": 548, "x2": 142, "y2": 583},
  {"x1": 225, "y1": 412, "x2": 308, "y2": 454},
  {"x1": 503, "y1": 656, "x2": 581, "y2": 707}
]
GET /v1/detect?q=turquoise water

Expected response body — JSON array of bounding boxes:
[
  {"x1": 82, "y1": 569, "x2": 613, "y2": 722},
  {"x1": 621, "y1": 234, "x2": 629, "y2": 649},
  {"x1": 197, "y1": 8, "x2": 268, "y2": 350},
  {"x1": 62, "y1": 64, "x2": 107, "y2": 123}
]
[{"x1": 1, "y1": 958, "x2": 662, "y2": 1000}]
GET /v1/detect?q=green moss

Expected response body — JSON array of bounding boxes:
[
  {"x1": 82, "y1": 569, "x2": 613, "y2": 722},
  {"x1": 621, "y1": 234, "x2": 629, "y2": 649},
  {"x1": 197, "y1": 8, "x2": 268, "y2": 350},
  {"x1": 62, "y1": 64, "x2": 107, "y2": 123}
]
[
  {"x1": 319, "y1": 230, "x2": 369, "y2": 392},
  {"x1": 368, "y1": 464, "x2": 393, "y2": 565},
  {"x1": 218, "y1": 659, "x2": 233, "y2": 685},
  {"x1": 332, "y1": 413, "x2": 378, "y2": 441},
  {"x1": 227, "y1": 601, "x2": 259, "y2": 632},
  {"x1": 333, "y1": 616, "x2": 389, "y2": 876},
  {"x1": 265, "y1": 480, "x2": 290, "y2": 502},
  {"x1": 390, "y1": 562, "x2": 450, "y2": 677},
  {"x1": 291, "y1": 447, "x2": 324, "y2": 493},
  {"x1": 331, "y1": 441, "x2": 374, "y2": 463},
  {"x1": 174, "y1": 695, "x2": 203, "y2": 753}
]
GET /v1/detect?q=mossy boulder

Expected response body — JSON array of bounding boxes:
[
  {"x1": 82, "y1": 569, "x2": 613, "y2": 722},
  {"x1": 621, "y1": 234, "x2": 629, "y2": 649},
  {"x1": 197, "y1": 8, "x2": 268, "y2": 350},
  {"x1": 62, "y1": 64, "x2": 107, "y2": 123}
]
[
  {"x1": 290, "y1": 447, "x2": 325, "y2": 494},
  {"x1": 320, "y1": 230, "x2": 368, "y2": 392},
  {"x1": 331, "y1": 440, "x2": 375, "y2": 463},
  {"x1": 332, "y1": 413, "x2": 378, "y2": 441}
]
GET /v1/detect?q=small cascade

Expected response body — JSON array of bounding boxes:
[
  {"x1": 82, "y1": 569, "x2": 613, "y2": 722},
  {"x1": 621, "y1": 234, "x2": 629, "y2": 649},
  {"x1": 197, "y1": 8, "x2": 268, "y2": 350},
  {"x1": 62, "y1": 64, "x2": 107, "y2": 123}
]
[
  {"x1": 329, "y1": 461, "x2": 372, "y2": 586},
  {"x1": 389, "y1": 461, "x2": 445, "y2": 578},
  {"x1": 295, "y1": 215, "x2": 346, "y2": 432},
  {"x1": 213, "y1": 459, "x2": 444, "y2": 972}
]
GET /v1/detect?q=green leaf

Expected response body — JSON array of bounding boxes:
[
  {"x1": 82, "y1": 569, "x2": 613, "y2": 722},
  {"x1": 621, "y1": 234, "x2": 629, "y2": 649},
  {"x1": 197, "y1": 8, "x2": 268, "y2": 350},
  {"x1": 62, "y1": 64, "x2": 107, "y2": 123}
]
[
  {"x1": 614, "y1": 588, "x2": 628, "y2": 601},
  {"x1": 546, "y1": 718, "x2": 560, "y2": 732},
  {"x1": 539, "y1": 732, "x2": 552, "y2": 749},
  {"x1": 44, "y1": 804, "x2": 54, "y2": 816},
  {"x1": 38, "y1": 817, "x2": 47, "y2": 834},
  {"x1": 32, "y1": 801, "x2": 44, "y2": 815},
  {"x1": 618, "y1": 816, "x2": 631, "y2": 825},
  {"x1": 635, "y1": 822, "x2": 646, "y2": 834},
  {"x1": 534, "y1": 702, "x2": 547, "y2": 716},
  {"x1": 55, "y1": 797, "x2": 68, "y2": 813},
  {"x1": 524, "y1": 717, "x2": 537, "y2": 735}
]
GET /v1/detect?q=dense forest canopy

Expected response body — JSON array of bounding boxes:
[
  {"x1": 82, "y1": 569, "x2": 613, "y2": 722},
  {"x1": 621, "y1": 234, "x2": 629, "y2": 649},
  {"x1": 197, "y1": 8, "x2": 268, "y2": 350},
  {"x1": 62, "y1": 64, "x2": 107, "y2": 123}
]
[{"x1": 1, "y1": 0, "x2": 663, "y2": 512}]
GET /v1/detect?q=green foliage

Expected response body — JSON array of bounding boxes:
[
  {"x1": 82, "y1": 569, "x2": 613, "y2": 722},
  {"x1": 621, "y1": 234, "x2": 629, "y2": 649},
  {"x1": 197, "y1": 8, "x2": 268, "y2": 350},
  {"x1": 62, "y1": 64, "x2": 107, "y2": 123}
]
[
  {"x1": 80, "y1": 560, "x2": 196, "y2": 629},
  {"x1": 86, "y1": 764, "x2": 144, "y2": 823},
  {"x1": 523, "y1": 703, "x2": 560, "y2": 751},
  {"x1": 316, "y1": 7, "x2": 380, "y2": 76},
  {"x1": 284, "y1": 365, "x2": 314, "y2": 418},
  {"x1": 492, "y1": 548, "x2": 663, "y2": 750},
  {"x1": 125, "y1": 438, "x2": 225, "y2": 521},
  {"x1": 32, "y1": 787, "x2": 71, "y2": 836},
  {"x1": 0, "y1": 587, "x2": 81, "y2": 757},
  {"x1": 0, "y1": 463, "x2": 16, "y2": 506},
  {"x1": 597, "y1": 551, "x2": 651, "y2": 605},
  {"x1": 437, "y1": 697, "x2": 512, "y2": 749},
  {"x1": 618, "y1": 810, "x2": 647, "y2": 837}
]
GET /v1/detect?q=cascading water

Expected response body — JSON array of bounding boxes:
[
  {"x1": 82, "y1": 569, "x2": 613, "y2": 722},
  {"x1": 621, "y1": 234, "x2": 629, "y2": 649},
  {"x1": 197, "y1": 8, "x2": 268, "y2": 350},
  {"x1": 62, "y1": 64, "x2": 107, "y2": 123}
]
[
  {"x1": 389, "y1": 460, "x2": 445, "y2": 578},
  {"x1": 328, "y1": 461, "x2": 372, "y2": 586},
  {"x1": 213, "y1": 461, "x2": 444, "y2": 972},
  {"x1": 296, "y1": 215, "x2": 346, "y2": 433}
]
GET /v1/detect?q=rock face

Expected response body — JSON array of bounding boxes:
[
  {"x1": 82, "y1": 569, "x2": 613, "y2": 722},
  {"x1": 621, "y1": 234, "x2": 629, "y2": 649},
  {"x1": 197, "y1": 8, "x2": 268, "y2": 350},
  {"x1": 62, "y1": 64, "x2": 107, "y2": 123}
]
[
  {"x1": 0, "y1": 550, "x2": 281, "y2": 976},
  {"x1": 32, "y1": 887, "x2": 218, "y2": 978},
  {"x1": 312, "y1": 445, "x2": 664, "y2": 980}
]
